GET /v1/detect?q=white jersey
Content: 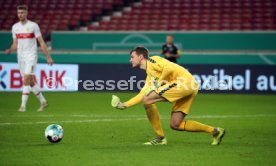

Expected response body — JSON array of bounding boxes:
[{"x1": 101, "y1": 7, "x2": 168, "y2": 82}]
[{"x1": 12, "y1": 20, "x2": 41, "y2": 59}]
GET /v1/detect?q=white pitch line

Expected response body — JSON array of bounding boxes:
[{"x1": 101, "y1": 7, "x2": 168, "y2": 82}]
[
  {"x1": 0, "y1": 114, "x2": 275, "y2": 126},
  {"x1": 0, "y1": 118, "x2": 148, "y2": 126},
  {"x1": 0, "y1": 114, "x2": 146, "y2": 118},
  {"x1": 0, "y1": 114, "x2": 274, "y2": 118},
  {"x1": 71, "y1": 114, "x2": 146, "y2": 118},
  {"x1": 0, "y1": 115, "x2": 56, "y2": 118},
  {"x1": 190, "y1": 114, "x2": 276, "y2": 119}
]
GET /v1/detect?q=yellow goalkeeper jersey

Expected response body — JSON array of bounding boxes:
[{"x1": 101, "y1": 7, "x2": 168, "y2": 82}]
[{"x1": 125, "y1": 56, "x2": 196, "y2": 107}]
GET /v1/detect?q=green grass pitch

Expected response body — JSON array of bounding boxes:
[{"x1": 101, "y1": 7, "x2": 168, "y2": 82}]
[{"x1": 0, "y1": 92, "x2": 276, "y2": 165}]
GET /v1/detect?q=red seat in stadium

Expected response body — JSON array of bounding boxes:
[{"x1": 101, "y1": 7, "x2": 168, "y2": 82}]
[{"x1": 1, "y1": 0, "x2": 275, "y2": 39}]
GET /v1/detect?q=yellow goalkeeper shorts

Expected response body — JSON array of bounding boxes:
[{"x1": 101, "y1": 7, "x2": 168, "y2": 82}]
[{"x1": 155, "y1": 80, "x2": 198, "y2": 114}]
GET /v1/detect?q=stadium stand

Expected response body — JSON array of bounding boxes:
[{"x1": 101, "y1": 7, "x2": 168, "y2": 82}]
[
  {"x1": 0, "y1": 0, "x2": 137, "y2": 39},
  {"x1": 0, "y1": 0, "x2": 275, "y2": 40},
  {"x1": 88, "y1": 0, "x2": 275, "y2": 31}
]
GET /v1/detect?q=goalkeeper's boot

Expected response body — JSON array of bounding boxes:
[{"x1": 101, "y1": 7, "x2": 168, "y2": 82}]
[
  {"x1": 144, "y1": 136, "x2": 167, "y2": 145},
  {"x1": 211, "y1": 127, "x2": 225, "y2": 145},
  {"x1": 37, "y1": 102, "x2": 48, "y2": 112}
]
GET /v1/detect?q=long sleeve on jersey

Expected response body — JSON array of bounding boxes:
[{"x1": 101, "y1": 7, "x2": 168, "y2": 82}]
[
  {"x1": 124, "y1": 76, "x2": 150, "y2": 108},
  {"x1": 124, "y1": 91, "x2": 144, "y2": 108}
]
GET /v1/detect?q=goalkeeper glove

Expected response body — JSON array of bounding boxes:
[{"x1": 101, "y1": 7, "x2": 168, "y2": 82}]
[{"x1": 111, "y1": 95, "x2": 126, "y2": 110}]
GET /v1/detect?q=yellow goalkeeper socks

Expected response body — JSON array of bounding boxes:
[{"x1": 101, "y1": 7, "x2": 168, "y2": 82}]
[
  {"x1": 178, "y1": 120, "x2": 214, "y2": 134},
  {"x1": 144, "y1": 104, "x2": 165, "y2": 137}
]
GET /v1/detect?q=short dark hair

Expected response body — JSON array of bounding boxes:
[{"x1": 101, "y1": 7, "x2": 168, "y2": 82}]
[
  {"x1": 17, "y1": 5, "x2": 28, "y2": 10},
  {"x1": 130, "y1": 46, "x2": 149, "y2": 59}
]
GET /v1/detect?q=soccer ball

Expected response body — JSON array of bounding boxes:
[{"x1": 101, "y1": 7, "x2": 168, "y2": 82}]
[{"x1": 45, "y1": 124, "x2": 64, "y2": 143}]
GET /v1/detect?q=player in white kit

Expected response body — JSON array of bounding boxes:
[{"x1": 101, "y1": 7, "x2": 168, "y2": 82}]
[{"x1": 5, "y1": 5, "x2": 53, "y2": 112}]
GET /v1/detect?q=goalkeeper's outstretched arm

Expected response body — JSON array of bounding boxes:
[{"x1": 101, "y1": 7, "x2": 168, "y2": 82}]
[
  {"x1": 111, "y1": 90, "x2": 146, "y2": 110},
  {"x1": 124, "y1": 91, "x2": 145, "y2": 108},
  {"x1": 112, "y1": 77, "x2": 150, "y2": 110}
]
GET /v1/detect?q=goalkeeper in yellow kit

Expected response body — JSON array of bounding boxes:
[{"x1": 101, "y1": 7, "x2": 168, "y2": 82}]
[{"x1": 111, "y1": 46, "x2": 225, "y2": 145}]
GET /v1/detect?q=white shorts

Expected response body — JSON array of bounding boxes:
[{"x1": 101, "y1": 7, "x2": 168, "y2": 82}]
[{"x1": 18, "y1": 56, "x2": 37, "y2": 76}]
